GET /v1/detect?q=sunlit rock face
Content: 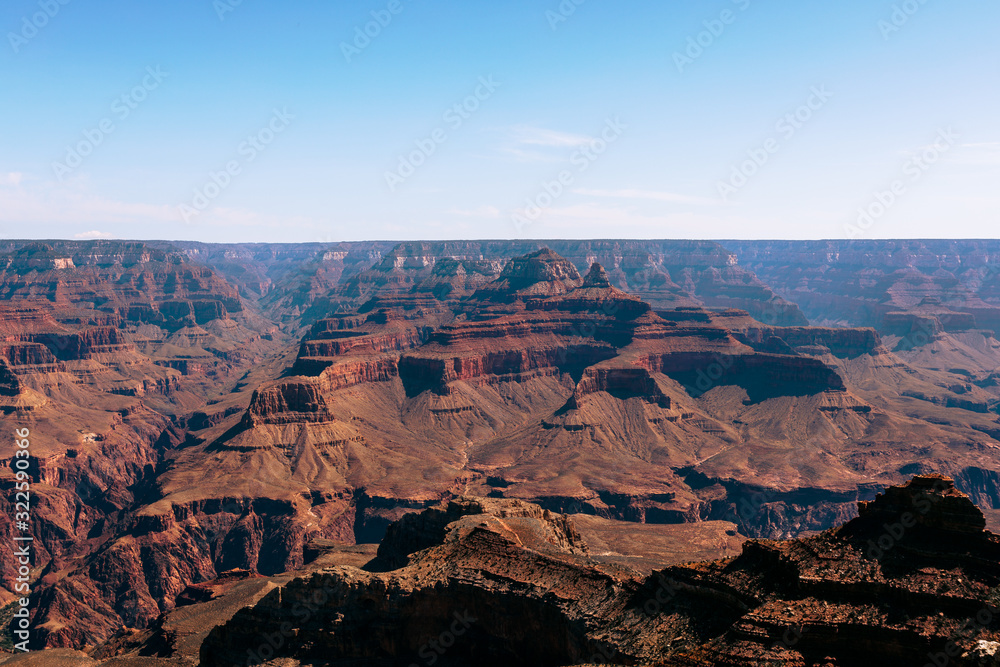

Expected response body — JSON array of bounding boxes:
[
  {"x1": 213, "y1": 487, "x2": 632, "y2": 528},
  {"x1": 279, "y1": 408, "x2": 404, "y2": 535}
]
[{"x1": 5, "y1": 239, "x2": 1000, "y2": 655}]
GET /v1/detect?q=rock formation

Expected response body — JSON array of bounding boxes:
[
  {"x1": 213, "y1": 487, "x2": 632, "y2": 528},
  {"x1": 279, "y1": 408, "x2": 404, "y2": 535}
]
[
  {"x1": 192, "y1": 476, "x2": 1000, "y2": 667},
  {"x1": 3, "y1": 239, "x2": 1000, "y2": 655}
]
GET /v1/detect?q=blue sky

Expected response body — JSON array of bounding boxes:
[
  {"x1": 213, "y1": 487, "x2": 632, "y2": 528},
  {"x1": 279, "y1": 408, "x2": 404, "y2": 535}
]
[{"x1": 1, "y1": 0, "x2": 998, "y2": 242}]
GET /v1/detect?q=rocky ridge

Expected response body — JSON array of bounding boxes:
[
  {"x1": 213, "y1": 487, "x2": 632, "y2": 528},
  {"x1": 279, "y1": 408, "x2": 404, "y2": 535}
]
[{"x1": 191, "y1": 475, "x2": 1000, "y2": 667}]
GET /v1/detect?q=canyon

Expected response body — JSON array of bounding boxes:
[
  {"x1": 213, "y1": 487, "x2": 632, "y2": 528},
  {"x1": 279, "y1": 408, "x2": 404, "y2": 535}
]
[
  {"x1": 2, "y1": 238, "x2": 1000, "y2": 664},
  {"x1": 19, "y1": 475, "x2": 1000, "y2": 666}
]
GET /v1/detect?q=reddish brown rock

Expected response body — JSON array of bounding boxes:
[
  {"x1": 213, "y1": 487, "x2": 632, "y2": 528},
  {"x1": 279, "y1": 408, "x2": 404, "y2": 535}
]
[
  {"x1": 194, "y1": 477, "x2": 1000, "y2": 667},
  {"x1": 5, "y1": 239, "x2": 1000, "y2": 657}
]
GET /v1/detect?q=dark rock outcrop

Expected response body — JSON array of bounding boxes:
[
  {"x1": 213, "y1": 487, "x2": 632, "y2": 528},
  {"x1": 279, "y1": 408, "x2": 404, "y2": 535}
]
[{"x1": 198, "y1": 477, "x2": 1000, "y2": 667}]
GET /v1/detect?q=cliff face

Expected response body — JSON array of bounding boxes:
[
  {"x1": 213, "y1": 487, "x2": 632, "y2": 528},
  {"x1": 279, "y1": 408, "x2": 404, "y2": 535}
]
[
  {"x1": 372, "y1": 496, "x2": 589, "y2": 570},
  {"x1": 0, "y1": 241, "x2": 294, "y2": 649},
  {"x1": 200, "y1": 496, "x2": 638, "y2": 667},
  {"x1": 672, "y1": 475, "x2": 1000, "y2": 665},
  {"x1": 724, "y1": 239, "x2": 1000, "y2": 333},
  {"x1": 573, "y1": 366, "x2": 673, "y2": 407},
  {"x1": 193, "y1": 249, "x2": 985, "y2": 558},
  {"x1": 473, "y1": 247, "x2": 583, "y2": 301},
  {"x1": 0, "y1": 357, "x2": 23, "y2": 397},
  {"x1": 242, "y1": 382, "x2": 334, "y2": 426},
  {"x1": 278, "y1": 239, "x2": 809, "y2": 330},
  {"x1": 644, "y1": 351, "x2": 846, "y2": 400},
  {"x1": 0, "y1": 239, "x2": 809, "y2": 336},
  {"x1": 204, "y1": 249, "x2": 1000, "y2": 554},
  {"x1": 733, "y1": 323, "x2": 883, "y2": 359},
  {"x1": 0, "y1": 242, "x2": 243, "y2": 327},
  {"x1": 197, "y1": 477, "x2": 1000, "y2": 667},
  {"x1": 0, "y1": 403, "x2": 176, "y2": 647},
  {"x1": 297, "y1": 326, "x2": 426, "y2": 359},
  {"x1": 7, "y1": 240, "x2": 1000, "y2": 654},
  {"x1": 0, "y1": 241, "x2": 282, "y2": 385}
]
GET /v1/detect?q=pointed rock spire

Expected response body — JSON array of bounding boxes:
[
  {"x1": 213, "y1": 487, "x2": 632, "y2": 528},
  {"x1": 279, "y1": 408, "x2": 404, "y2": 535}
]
[{"x1": 582, "y1": 262, "x2": 611, "y2": 288}]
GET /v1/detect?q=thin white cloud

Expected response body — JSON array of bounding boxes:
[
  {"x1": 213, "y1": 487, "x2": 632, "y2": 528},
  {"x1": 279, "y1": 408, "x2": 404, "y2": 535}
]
[
  {"x1": 74, "y1": 230, "x2": 115, "y2": 239},
  {"x1": 509, "y1": 125, "x2": 592, "y2": 148},
  {"x1": 493, "y1": 125, "x2": 596, "y2": 163},
  {"x1": 572, "y1": 188, "x2": 716, "y2": 206},
  {"x1": 0, "y1": 174, "x2": 320, "y2": 237},
  {"x1": 0, "y1": 173, "x2": 178, "y2": 226}
]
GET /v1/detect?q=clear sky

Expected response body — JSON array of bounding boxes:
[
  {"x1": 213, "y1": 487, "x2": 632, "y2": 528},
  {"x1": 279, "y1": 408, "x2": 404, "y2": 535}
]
[{"x1": 1, "y1": 0, "x2": 997, "y2": 243}]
